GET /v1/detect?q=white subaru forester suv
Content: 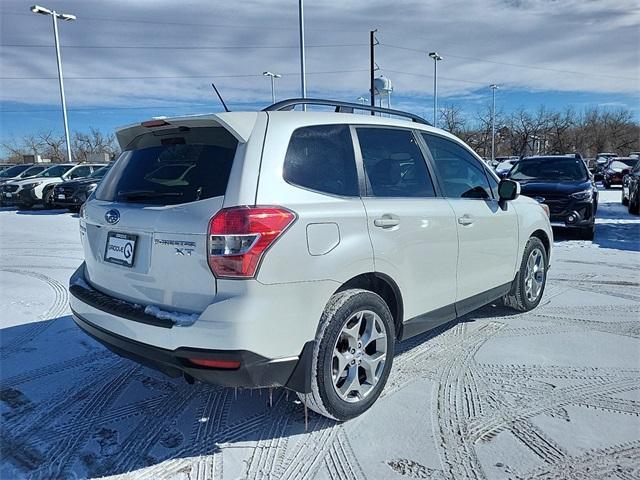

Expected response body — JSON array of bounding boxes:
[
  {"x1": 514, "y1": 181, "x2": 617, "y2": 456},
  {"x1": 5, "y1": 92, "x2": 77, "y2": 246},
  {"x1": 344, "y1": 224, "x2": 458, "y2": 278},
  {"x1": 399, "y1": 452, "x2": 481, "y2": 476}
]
[{"x1": 70, "y1": 99, "x2": 552, "y2": 420}]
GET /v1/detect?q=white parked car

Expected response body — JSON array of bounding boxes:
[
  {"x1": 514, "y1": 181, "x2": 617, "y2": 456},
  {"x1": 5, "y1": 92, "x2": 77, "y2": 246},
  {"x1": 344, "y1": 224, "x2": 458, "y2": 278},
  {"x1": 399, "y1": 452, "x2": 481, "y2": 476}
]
[
  {"x1": 10, "y1": 163, "x2": 106, "y2": 209},
  {"x1": 70, "y1": 99, "x2": 552, "y2": 420}
]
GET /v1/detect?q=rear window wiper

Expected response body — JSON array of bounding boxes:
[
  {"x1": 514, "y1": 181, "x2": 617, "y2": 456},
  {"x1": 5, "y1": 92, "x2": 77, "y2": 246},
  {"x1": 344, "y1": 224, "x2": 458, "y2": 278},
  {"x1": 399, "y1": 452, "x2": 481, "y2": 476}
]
[{"x1": 118, "y1": 190, "x2": 183, "y2": 200}]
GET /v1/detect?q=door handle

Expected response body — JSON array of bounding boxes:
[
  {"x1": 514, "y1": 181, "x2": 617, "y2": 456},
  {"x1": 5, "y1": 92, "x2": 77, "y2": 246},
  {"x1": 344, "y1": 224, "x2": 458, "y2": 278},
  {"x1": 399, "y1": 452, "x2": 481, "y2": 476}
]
[
  {"x1": 458, "y1": 215, "x2": 474, "y2": 226},
  {"x1": 374, "y1": 216, "x2": 400, "y2": 228}
]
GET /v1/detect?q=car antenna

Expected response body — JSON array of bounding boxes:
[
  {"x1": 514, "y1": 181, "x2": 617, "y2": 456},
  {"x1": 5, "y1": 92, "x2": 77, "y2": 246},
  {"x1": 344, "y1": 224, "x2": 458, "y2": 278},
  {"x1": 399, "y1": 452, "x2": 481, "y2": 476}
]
[{"x1": 211, "y1": 82, "x2": 230, "y2": 112}]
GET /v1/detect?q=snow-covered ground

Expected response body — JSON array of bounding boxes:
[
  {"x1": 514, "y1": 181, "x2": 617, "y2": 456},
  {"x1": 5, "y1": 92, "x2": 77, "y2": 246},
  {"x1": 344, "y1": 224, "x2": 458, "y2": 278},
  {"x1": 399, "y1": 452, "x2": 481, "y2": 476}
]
[{"x1": 0, "y1": 189, "x2": 638, "y2": 480}]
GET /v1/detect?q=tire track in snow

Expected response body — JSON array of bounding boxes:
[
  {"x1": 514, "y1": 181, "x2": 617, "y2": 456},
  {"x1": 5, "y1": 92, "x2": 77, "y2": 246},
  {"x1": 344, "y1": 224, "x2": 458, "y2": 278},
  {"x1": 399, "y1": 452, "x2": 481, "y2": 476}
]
[{"x1": 0, "y1": 268, "x2": 68, "y2": 359}]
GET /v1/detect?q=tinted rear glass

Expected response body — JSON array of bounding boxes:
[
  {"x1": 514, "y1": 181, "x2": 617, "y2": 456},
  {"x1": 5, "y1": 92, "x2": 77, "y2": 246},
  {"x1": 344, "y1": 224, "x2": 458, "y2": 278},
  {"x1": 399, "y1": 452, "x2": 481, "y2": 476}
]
[{"x1": 95, "y1": 127, "x2": 237, "y2": 205}]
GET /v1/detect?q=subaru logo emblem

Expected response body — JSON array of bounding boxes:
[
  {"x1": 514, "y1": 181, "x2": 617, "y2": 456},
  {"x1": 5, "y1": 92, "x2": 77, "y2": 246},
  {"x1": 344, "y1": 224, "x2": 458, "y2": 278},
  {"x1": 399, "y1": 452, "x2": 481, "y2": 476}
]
[
  {"x1": 105, "y1": 209, "x2": 120, "y2": 225},
  {"x1": 534, "y1": 196, "x2": 545, "y2": 204}
]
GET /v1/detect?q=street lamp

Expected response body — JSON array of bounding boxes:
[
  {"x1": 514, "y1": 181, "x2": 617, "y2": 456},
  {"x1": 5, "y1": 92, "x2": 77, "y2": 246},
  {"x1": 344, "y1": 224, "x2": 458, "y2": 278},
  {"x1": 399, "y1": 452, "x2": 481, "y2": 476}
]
[
  {"x1": 31, "y1": 5, "x2": 75, "y2": 163},
  {"x1": 490, "y1": 84, "x2": 499, "y2": 163},
  {"x1": 428, "y1": 52, "x2": 443, "y2": 127},
  {"x1": 262, "y1": 72, "x2": 282, "y2": 104}
]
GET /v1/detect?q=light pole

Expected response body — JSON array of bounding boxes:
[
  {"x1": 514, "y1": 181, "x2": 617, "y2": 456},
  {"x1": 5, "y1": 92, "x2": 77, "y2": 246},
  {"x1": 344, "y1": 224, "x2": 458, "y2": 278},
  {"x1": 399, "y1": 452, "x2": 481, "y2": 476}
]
[
  {"x1": 263, "y1": 72, "x2": 281, "y2": 104},
  {"x1": 31, "y1": 5, "x2": 75, "y2": 163},
  {"x1": 298, "y1": 0, "x2": 307, "y2": 110},
  {"x1": 490, "y1": 84, "x2": 499, "y2": 163},
  {"x1": 428, "y1": 52, "x2": 443, "y2": 127}
]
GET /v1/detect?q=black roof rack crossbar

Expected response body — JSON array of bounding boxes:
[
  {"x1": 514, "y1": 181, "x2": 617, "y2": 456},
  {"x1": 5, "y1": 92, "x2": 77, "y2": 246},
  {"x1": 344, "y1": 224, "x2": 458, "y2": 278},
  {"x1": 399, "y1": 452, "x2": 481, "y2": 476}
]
[{"x1": 262, "y1": 98, "x2": 431, "y2": 126}]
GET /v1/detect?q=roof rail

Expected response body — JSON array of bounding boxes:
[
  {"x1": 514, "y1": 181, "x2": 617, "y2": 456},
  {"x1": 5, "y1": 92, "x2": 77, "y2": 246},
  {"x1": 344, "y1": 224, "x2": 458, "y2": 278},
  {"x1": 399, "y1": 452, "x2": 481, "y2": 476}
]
[{"x1": 263, "y1": 98, "x2": 431, "y2": 126}]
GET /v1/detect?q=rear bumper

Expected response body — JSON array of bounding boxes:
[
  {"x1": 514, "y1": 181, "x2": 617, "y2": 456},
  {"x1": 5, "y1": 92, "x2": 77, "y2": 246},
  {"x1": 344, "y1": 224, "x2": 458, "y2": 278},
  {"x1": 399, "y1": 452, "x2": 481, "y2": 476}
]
[
  {"x1": 72, "y1": 310, "x2": 313, "y2": 391},
  {"x1": 69, "y1": 262, "x2": 321, "y2": 392}
]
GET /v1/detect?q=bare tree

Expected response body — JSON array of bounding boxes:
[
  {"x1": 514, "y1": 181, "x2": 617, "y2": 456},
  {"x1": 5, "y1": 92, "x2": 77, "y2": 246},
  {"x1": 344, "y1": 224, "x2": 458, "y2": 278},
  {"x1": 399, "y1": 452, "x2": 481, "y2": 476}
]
[
  {"x1": 72, "y1": 128, "x2": 119, "y2": 163},
  {"x1": 39, "y1": 130, "x2": 67, "y2": 162}
]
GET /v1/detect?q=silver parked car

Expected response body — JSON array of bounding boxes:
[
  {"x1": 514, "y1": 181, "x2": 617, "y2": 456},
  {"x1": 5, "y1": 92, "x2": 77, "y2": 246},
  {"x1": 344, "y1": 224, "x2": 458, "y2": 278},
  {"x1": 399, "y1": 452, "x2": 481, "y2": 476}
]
[{"x1": 70, "y1": 99, "x2": 552, "y2": 420}]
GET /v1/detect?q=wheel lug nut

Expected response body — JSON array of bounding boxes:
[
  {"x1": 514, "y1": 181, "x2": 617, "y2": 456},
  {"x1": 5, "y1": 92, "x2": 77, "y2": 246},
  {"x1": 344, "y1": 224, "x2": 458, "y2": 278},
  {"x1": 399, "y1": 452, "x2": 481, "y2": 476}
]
[
  {"x1": 351, "y1": 359, "x2": 356, "y2": 365},
  {"x1": 351, "y1": 349, "x2": 356, "y2": 354}
]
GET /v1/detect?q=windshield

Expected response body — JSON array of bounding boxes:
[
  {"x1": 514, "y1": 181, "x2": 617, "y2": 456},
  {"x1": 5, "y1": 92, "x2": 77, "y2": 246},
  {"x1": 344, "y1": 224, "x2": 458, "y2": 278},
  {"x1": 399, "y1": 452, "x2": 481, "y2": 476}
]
[
  {"x1": 0, "y1": 165, "x2": 30, "y2": 177},
  {"x1": 609, "y1": 159, "x2": 637, "y2": 169},
  {"x1": 21, "y1": 165, "x2": 47, "y2": 177},
  {"x1": 41, "y1": 165, "x2": 73, "y2": 177},
  {"x1": 89, "y1": 165, "x2": 110, "y2": 178},
  {"x1": 508, "y1": 158, "x2": 588, "y2": 182}
]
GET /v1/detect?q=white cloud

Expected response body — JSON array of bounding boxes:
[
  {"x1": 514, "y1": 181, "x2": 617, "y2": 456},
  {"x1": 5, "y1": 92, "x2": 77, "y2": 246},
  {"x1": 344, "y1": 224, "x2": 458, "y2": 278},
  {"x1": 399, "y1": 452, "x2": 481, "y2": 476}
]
[{"x1": 0, "y1": 0, "x2": 638, "y2": 109}]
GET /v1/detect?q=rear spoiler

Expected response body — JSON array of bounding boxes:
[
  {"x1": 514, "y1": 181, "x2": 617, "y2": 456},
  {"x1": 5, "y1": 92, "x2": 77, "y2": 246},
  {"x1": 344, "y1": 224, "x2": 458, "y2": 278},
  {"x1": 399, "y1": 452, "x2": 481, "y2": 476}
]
[{"x1": 115, "y1": 112, "x2": 259, "y2": 150}]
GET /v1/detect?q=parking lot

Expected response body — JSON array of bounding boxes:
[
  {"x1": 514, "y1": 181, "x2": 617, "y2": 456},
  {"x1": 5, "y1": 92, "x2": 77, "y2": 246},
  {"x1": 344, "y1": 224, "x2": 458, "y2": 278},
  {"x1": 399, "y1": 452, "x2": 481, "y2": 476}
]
[{"x1": 0, "y1": 188, "x2": 638, "y2": 480}]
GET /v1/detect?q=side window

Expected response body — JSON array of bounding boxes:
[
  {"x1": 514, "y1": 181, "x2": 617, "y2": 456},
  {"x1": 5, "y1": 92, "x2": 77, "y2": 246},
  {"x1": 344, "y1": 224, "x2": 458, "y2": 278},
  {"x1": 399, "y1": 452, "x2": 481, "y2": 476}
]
[
  {"x1": 486, "y1": 170, "x2": 499, "y2": 198},
  {"x1": 69, "y1": 166, "x2": 91, "y2": 179},
  {"x1": 283, "y1": 124, "x2": 358, "y2": 197},
  {"x1": 422, "y1": 134, "x2": 493, "y2": 199},
  {"x1": 356, "y1": 128, "x2": 435, "y2": 198}
]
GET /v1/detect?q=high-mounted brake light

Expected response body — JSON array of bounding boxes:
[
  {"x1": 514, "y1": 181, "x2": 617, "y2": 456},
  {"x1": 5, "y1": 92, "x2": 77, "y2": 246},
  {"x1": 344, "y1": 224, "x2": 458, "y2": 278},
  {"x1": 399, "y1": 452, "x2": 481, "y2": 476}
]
[
  {"x1": 207, "y1": 206, "x2": 296, "y2": 278},
  {"x1": 141, "y1": 119, "x2": 170, "y2": 128}
]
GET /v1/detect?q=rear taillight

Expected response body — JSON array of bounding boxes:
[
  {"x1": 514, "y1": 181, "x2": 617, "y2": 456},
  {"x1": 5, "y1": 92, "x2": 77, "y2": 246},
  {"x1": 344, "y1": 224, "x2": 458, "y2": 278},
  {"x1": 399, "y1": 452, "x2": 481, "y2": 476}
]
[{"x1": 207, "y1": 206, "x2": 296, "y2": 278}]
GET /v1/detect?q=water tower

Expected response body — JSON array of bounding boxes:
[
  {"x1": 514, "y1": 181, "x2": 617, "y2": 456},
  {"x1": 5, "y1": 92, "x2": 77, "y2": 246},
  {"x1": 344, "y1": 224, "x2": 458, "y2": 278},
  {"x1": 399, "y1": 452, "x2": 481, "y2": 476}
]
[{"x1": 373, "y1": 76, "x2": 393, "y2": 109}]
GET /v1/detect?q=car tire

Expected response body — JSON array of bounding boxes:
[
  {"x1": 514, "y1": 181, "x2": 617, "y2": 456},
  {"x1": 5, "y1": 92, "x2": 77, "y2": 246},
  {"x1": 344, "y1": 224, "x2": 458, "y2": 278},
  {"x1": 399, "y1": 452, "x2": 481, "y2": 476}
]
[
  {"x1": 297, "y1": 289, "x2": 395, "y2": 421},
  {"x1": 502, "y1": 237, "x2": 548, "y2": 312},
  {"x1": 17, "y1": 204, "x2": 32, "y2": 211},
  {"x1": 630, "y1": 191, "x2": 640, "y2": 215},
  {"x1": 43, "y1": 188, "x2": 55, "y2": 209},
  {"x1": 622, "y1": 191, "x2": 629, "y2": 206},
  {"x1": 603, "y1": 180, "x2": 611, "y2": 189}
]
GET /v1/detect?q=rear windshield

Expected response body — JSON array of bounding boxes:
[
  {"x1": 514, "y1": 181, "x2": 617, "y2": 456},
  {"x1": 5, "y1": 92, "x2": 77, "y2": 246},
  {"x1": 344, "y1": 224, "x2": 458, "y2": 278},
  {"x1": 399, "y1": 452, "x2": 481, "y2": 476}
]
[{"x1": 95, "y1": 127, "x2": 238, "y2": 205}]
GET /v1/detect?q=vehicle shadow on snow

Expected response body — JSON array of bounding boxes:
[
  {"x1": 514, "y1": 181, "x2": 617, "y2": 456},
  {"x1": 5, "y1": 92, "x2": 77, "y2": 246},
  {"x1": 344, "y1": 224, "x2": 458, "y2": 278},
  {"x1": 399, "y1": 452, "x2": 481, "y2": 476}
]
[
  {"x1": 15, "y1": 208, "x2": 72, "y2": 216},
  {"x1": 0, "y1": 315, "x2": 335, "y2": 479}
]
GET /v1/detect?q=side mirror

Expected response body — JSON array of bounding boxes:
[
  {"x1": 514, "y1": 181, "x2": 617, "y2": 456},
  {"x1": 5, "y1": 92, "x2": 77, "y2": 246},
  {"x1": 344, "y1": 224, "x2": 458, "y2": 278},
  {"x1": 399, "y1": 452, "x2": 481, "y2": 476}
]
[{"x1": 498, "y1": 179, "x2": 520, "y2": 208}]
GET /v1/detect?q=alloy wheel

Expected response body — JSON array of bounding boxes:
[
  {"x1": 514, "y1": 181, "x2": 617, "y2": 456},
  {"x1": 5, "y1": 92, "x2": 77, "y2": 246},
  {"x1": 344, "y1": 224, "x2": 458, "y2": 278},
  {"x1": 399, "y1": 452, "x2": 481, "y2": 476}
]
[
  {"x1": 524, "y1": 247, "x2": 545, "y2": 302},
  {"x1": 331, "y1": 310, "x2": 387, "y2": 403}
]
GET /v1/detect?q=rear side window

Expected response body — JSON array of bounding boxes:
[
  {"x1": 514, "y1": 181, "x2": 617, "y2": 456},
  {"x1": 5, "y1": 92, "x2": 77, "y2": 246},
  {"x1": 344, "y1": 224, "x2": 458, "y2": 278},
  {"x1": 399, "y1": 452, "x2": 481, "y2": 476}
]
[
  {"x1": 283, "y1": 124, "x2": 358, "y2": 197},
  {"x1": 95, "y1": 127, "x2": 237, "y2": 205},
  {"x1": 357, "y1": 128, "x2": 435, "y2": 198}
]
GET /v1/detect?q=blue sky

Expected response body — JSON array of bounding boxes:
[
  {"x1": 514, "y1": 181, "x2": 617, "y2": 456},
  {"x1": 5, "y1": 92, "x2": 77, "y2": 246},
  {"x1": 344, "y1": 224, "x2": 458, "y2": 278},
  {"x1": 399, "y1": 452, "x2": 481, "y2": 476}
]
[{"x1": 1, "y1": 0, "x2": 638, "y2": 151}]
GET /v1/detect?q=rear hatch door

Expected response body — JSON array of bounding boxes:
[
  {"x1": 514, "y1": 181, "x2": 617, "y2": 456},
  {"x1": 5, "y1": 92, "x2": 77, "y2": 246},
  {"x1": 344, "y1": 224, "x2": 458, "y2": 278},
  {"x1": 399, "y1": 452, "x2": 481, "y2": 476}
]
[{"x1": 81, "y1": 118, "x2": 252, "y2": 312}]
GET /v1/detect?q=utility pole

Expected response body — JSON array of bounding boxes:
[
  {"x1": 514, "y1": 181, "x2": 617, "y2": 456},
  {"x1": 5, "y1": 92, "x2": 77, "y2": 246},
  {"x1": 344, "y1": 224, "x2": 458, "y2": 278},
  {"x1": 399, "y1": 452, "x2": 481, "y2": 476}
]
[
  {"x1": 31, "y1": 5, "x2": 75, "y2": 162},
  {"x1": 428, "y1": 52, "x2": 443, "y2": 126},
  {"x1": 370, "y1": 30, "x2": 377, "y2": 115},
  {"x1": 298, "y1": 0, "x2": 307, "y2": 110},
  {"x1": 490, "y1": 84, "x2": 499, "y2": 163}
]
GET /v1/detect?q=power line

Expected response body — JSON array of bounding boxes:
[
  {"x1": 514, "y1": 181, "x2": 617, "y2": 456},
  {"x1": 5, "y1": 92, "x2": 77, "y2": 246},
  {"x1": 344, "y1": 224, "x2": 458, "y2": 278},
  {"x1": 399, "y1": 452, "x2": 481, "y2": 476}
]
[
  {"x1": 380, "y1": 43, "x2": 637, "y2": 82},
  {"x1": 382, "y1": 69, "x2": 490, "y2": 87},
  {"x1": 0, "y1": 10, "x2": 355, "y2": 33},
  {"x1": 0, "y1": 43, "x2": 368, "y2": 50},
  {"x1": 0, "y1": 69, "x2": 368, "y2": 81}
]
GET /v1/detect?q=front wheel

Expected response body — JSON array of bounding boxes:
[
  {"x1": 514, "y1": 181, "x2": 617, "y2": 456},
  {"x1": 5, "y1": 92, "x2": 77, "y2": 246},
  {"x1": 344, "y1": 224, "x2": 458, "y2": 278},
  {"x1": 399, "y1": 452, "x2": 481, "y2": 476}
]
[
  {"x1": 502, "y1": 237, "x2": 548, "y2": 312},
  {"x1": 298, "y1": 289, "x2": 395, "y2": 421},
  {"x1": 630, "y1": 190, "x2": 640, "y2": 215},
  {"x1": 43, "y1": 188, "x2": 55, "y2": 209}
]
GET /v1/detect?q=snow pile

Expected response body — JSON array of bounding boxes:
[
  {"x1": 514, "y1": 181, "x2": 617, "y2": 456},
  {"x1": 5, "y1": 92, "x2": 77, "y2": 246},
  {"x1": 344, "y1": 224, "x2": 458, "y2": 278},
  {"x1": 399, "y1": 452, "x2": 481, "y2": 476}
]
[{"x1": 144, "y1": 305, "x2": 199, "y2": 326}]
